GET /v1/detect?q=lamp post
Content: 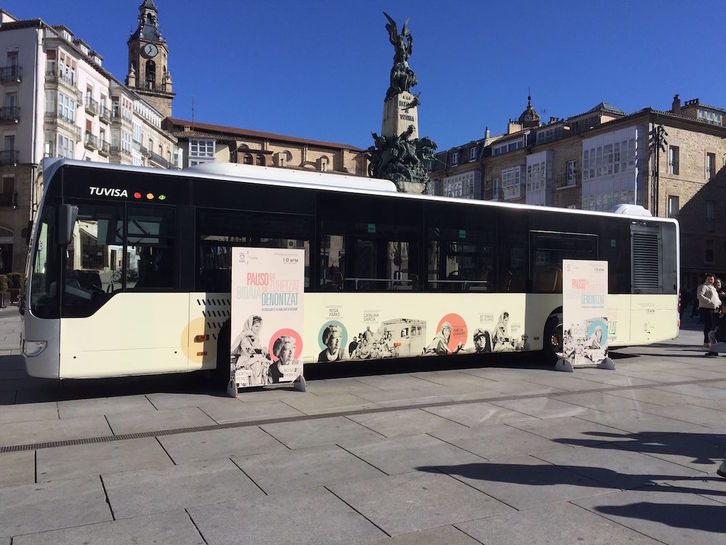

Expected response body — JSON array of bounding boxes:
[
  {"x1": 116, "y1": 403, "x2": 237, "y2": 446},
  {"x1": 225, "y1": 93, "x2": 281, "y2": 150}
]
[{"x1": 648, "y1": 124, "x2": 668, "y2": 217}]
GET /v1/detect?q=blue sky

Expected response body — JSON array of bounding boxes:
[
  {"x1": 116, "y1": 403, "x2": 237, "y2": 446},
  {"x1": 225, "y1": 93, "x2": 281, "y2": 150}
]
[{"x1": 4, "y1": 1, "x2": 724, "y2": 150}]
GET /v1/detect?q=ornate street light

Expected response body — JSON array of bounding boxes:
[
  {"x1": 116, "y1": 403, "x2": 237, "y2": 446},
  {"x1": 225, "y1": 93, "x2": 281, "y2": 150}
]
[{"x1": 648, "y1": 124, "x2": 668, "y2": 216}]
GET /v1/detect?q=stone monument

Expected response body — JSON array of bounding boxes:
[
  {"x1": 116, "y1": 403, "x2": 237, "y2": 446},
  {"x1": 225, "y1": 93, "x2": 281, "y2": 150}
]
[{"x1": 367, "y1": 12, "x2": 436, "y2": 193}]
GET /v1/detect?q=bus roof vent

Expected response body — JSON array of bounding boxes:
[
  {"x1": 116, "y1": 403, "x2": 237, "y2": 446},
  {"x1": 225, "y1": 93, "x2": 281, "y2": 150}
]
[
  {"x1": 611, "y1": 204, "x2": 652, "y2": 217},
  {"x1": 185, "y1": 162, "x2": 398, "y2": 193}
]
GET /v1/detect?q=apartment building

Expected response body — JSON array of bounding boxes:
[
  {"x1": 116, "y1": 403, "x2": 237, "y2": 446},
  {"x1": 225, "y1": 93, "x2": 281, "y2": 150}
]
[{"x1": 0, "y1": 6, "x2": 179, "y2": 275}]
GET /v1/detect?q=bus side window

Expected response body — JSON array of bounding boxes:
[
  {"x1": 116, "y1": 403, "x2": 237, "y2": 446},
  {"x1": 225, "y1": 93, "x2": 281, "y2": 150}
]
[{"x1": 126, "y1": 206, "x2": 177, "y2": 290}]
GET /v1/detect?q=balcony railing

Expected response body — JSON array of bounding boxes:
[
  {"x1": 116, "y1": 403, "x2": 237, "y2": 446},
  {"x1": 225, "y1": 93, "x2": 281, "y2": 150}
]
[
  {"x1": 0, "y1": 150, "x2": 19, "y2": 166},
  {"x1": 85, "y1": 96, "x2": 98, "y2": 116},
  {"x1": 148, "y1": 150, "x2": 172, "y2": 169},
  {"x1": 45, "y1": 67, "x2": 76, "y2": 89},
  {"x1": 98, "y1": 140, "x2": 110, "y2": 156},
  {"x1": 141, "y1": 81, "x2": 172, "y2": 94},
  {"x1": 0, "y1": 191, "x2": 18, "y2": 207},
  {"x1": 110, "y1": 144, "x2": 131, "y2": 156},
  {"x1": 0, "y1": 65, "x2": 21, "y2": 83},
  {"x1": 44, "y1": 111, "x2": 82, "y2": 141},
  {"x1": 140, "y1": 145, "x2": 150, "y2": 157},
  {"x1": 0, "y1": 106, "x2": 20, "y2": 124},
  {"x1": 84, "y1": 132, "x2": 98, "y2": 150},
  {"x1": 99, "y1": 106, "x2": 111, "y2": 123}
]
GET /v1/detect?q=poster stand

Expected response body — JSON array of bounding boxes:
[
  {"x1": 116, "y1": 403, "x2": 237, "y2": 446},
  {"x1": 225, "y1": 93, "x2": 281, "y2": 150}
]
[
  {"x1": 226, "y1": 374, "x2": 307, "y2": 397},
  {"x1": 555, "y1": 356, "x2": 615, "y2": 373}
]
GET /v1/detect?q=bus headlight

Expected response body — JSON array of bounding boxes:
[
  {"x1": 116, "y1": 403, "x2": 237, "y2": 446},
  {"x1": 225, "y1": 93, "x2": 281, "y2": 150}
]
[{"x1": 23, "y1": 340, "x2": 47, "y2": 357}]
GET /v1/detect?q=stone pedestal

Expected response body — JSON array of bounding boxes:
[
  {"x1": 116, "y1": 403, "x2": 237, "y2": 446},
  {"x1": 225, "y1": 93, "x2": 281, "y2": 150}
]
[
  {"x1": 382, "y1": 91, "x2": 419, "y2": 139},
  {"x1": 398, "y1": 180, "x2": 426, "y2": 194}
]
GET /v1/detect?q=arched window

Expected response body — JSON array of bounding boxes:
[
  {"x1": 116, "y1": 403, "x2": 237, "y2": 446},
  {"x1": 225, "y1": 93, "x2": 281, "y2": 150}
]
[{"x1": 145, "y1": 60, "x2": 156, "y2": 89}]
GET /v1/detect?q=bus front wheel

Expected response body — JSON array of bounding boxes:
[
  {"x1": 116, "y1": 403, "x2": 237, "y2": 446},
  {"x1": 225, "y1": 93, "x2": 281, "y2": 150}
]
[{"x1": 543, "y1": 312, "x2": 563, "y2": 366}]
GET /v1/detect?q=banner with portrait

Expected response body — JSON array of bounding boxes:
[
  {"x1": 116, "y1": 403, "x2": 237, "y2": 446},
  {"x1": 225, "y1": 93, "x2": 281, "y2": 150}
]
[
  {"x1": 230, "y1": 247, "x2": 305, "y2": 389},
  {"x1": 561, "y1": 259, "x2": 614, "y2": 370}
]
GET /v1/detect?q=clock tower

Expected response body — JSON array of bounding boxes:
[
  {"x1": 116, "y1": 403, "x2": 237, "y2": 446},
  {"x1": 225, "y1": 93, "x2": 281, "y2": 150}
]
[{"x1": 126, "y1": 0, "x2": 174, "y2": 117}]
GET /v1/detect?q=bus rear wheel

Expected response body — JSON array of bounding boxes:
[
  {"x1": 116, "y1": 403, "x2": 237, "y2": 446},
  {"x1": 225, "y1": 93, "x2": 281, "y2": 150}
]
[{"x1": 543, "y1": 312, "x2": 563, "y2": 366}]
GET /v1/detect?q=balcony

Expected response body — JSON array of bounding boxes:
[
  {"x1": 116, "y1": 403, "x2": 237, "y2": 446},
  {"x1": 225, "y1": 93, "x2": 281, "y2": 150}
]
[
  {"x1": 98, "y1": 140, "x2": 110, "y2": 157},
  {"x1": 0, "y1": 150, "x2": 19, "y2": 166},
  {"x1": 84, "y1": 132, "x2": 98, "y2": 150},
  {"x1": 99, "y1": 106, "x2": 111, "y2": 123},
  {"x1": 110, "y1": 144, "x2": 131, "y2": 159},
  {"x1": 0, "y1": 191, "x2": 18, "y2": 207},
  {"x1": 0, "y1": 65, "x2": 21, "y2": 83},
  {"x1": 148, "y1": 150, "x2": 172, "y2": 169},
  {"x1": 85, "y1": 96, "x2": 98, "y2": 116},
  {"x1": 111, "y1": 107, "x2": 132, "y2": 126},
  {"x1": 0, "y1": 106, "x2": 20, "y2": 124},
  {"x1": 45, "y1": 67, "x2": 76, "y2": 90},
  {"x1": 44, "y1": 111, "x2": 81, "y2": 141},
  {"x1": 140, "y1": 145, "x2": 150, "y2": 157}
]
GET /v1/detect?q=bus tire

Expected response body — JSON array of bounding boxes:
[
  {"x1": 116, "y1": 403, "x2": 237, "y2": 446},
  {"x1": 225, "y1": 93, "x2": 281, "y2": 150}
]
[{"x1": 542, "y1": 311, "x2": 563, "y2": 366}]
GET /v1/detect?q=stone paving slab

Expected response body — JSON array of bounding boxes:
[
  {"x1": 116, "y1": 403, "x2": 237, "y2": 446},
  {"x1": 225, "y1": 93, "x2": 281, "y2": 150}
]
[
  {"x1": 105, "y1": 406, "x2": 216, "y2": 435},
  {"x1": 103, "y1": 458, "x2": 263, "y2": 519},
  {"x1": 0, "y1": 476, "x2": 111, "y2": 538},
  {"x1": 573, "y1": 485, "x2": 726, "y2": 545},
  {"x1": 233, "y1": 444, "x2": 385, "y2": 492},
  {"x1": 0, "y1": 415, "x2": 111, "y2": 447},
  {"x1": 328, "y1": 471, "x2": 514, "y2": 536},
  {"x1": 0, "y1": 451, "x2": 34, "y2": 487},
  {"x1": 260, "y1": 416, "x2": 385, "y2": 449},
  {"x1": 491, "y1": 396, "x2": 592, "y2": 419},
  {"x1": 363, "y1": 525, "x2": 481, "y2": 545},
  {"x1": 279, "y1": 392, "x2": 382, "y2": 415},
  {"x1": 655, "y1": 382, "x2": 726, "y2": 401},
  {"x1": 429, "y1": 422, "x2": 566, "y2": 459},
  {"x1": 506, "y1": 415, "x2": 630, "y2": 444},
  {"x1": 188, "y1": 487, "x2": 387, "y2": 545},
  {"x1": 0, "y1": 401, "x2": 57, "y2": 425},
  {"x1": 342, "y1": 433, "x2": 483, "y2": 475},
  {"x1": 428, "y1": 453, "x2": 613, "y2": 510},
  {"x1": 640, "y1": 402, "x2": 726, "y2": 429},
  {"x1": 457, "y1": 499, "x2": 664, "y2": 545},
  {"x1": 531, "y1": 441, "x2": 709, "y2": 488},
  {"x1": 662, "y1": 475, "x2": 726, "y2": 506},
  {"x1": 354, "y1": 374, "x2": 448, "y2": 393},
  {"x1": 11, "y1": 509, "x2": 205, "y2": 545},
  {"x1": 36, "y1": 437, "x2": 173, "y2": 482},
  {"x1": 197, "y1": 398, "x2": 306, "y2": 424},
  {"x1": 606, "y1": 386, "x2": 702, "y2": 407},
  {"x1": 347, "y1": 408, "x2": 469, "y2": 438},
  {"x1": 57, "y1": 394, "x2": 157, "y2": 419},
  {"x1": 158, "y1": 426, "x2": 288, "y2": 464},
  {"x1": 306, "y1": 377, "x2": 387, "y2": 396},
  {"x1": 575, "y1": 407, "x2": 715, "y2": 435},
  {"x1": 421, "y1": 400, "x2": 540, "y2": 427},
  {"x1": 519, "y1": 373, "x2": 611, "y2": 392},
  {"x1": 556, "y1": 391, "x2": 663, "y2": 413},
  {"x1": 565, "y1": 368, "x2": 657, "y2": 387},
  {"x1": 145, "y1": 392, "x2": 242, "y2": 410}
]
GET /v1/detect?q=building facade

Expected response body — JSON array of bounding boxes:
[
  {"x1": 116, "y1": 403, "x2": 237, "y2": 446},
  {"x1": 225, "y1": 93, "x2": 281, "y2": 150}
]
[
  {"x1": 164, "y1": 118, "x2": 368, "y2": 176},
  {"x1": 430, "y1": 95, "x2": 726, "y2": 287},
  {"x1": 0, "y1": 6, "x2": 179, "y2": 275}
]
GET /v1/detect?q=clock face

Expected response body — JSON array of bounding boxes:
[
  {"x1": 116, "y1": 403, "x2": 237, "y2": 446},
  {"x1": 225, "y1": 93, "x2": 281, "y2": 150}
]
[{"x1": 143, "y1": 43, "x2": 158, "y2": 58}]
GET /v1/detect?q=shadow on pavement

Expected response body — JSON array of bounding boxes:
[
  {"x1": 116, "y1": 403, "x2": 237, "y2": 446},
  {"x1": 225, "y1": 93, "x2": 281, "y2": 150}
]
[
  {"x1": 595, "y1": 502, "x2": 726, "y2": 534},
  {"x1": 553, "y1": 430, "x2": 726, "y2": 466}
]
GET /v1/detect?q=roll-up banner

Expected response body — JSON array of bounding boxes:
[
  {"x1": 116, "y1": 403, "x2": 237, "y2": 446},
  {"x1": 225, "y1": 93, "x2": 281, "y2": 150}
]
[
  {"x1": 558, "y1": 259, "x2": 615, "y2": 372},
  {"x1": 230, "y1": 247, "x2": 305, "y2": 393}
]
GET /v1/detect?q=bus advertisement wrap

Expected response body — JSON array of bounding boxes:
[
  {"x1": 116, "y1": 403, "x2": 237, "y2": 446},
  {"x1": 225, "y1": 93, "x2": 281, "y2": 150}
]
[
  {"x1": 561, "y1": 259, "x2": 614, "y2": 370},
  {"x1": 230, "y1": 247, "x2": 305, "y2": 389}
]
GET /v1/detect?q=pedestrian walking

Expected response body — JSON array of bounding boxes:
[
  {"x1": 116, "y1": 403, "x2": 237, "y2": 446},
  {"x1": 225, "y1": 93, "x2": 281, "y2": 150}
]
[{"x1": 697, "y1": 273, "x2": 721, "y2": 352}]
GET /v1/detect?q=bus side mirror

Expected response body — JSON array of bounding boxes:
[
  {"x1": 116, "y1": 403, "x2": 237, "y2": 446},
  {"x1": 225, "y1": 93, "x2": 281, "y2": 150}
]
[{"x1": 57, "y1": 204, "x2": 78, "y2": 246}]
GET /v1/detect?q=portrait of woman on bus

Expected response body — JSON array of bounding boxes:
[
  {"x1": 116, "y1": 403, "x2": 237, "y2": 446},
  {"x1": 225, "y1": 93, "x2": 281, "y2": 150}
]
[
  {"x1": 424, "y1": 321, "x2": 462, "y2": 355},
  {"x1": 318, "y1": 324, "x2": 347, "y2": 362},
  {"x1": 492, "y1": 312, "x2": 515, "y2": 351},
  {"x1": 231, "y1": 315, "x2": 271, "y2": 385}
]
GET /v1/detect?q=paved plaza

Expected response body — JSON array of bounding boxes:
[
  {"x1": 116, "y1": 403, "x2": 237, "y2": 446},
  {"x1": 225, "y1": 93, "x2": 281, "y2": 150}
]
[{"x1": 0, "y1": 307, "x2": 725, "y2": 544}]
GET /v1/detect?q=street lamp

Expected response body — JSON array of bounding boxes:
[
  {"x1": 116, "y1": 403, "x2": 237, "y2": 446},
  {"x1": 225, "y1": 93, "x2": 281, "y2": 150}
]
[{"x1": 648, "y1": 124, "x2": 668, "y2": 217}]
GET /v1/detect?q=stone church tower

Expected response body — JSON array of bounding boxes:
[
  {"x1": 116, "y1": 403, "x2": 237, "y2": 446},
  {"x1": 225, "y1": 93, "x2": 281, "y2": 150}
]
[{"x1": 126, "y1": 0, "x2": 174, "y2": 117}]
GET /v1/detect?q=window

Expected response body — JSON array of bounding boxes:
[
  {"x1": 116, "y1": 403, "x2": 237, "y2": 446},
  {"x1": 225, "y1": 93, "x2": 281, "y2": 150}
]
[
  {"x1": 706, "y1": 152, "x2": 716, "y2": 180},
  {"x1": 57, "y1": 134, "x2": 73, "y2": 158},
  {"x1": 706, "y1": 239, "x2": 714, "y2": 263},
  {"x1": 469, "y1": 147, "x2": 476, "y2": 161},
  {"x1": 501, "y1": 166, "x2": 521, "y2": 200},
  {"x1": 121, "y1": 131, "x2": 132, "y2": 153},
  {"x1": 132, "y1": 120, "x2": 142, "y2": 143},
  {"x1": 189, "y1": 139, "x2": 215, "y2": 162},
  {"x1": 531, "y1": 232, "x2": 598, "y2": 293},
  {"x1": 58, "y1": 92, "x2": 75, "y2": 123},
  {"x1": 126, "y1": 205, "x2": 177, "y2": 290},
  {"x1": 706, "y1": 200, "x2": 715, "y2": 232},
  {"x1": 565, "y1": 160, "x2": 576, "y2": 186},
  {"x1": 668, "y1": 146, "x2": 679, "y2": 175},
  {"x1": 0, "y1": 176, "x2": 14, "y2": 207},
  {"x1": 197, "y1": 209, "x2": 311, "y2": 292},
  {"x1": 582, "y1": 150, "x2": 589, "y2": 180},
  {"x1": 426, "y1": 204, "x2": 495, "y2": 293},
  {"x1": 667, "y1": 195, "x2": 679, "y2": 218},
  {"x1": 451, "y1": 151, "x2": 459, "y2": 166}
]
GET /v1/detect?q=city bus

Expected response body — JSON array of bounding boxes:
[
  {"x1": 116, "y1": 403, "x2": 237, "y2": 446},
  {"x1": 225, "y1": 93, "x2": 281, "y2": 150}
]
[{"x1": 20, "y1": 159, "x2": 679, "y2": 380}]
